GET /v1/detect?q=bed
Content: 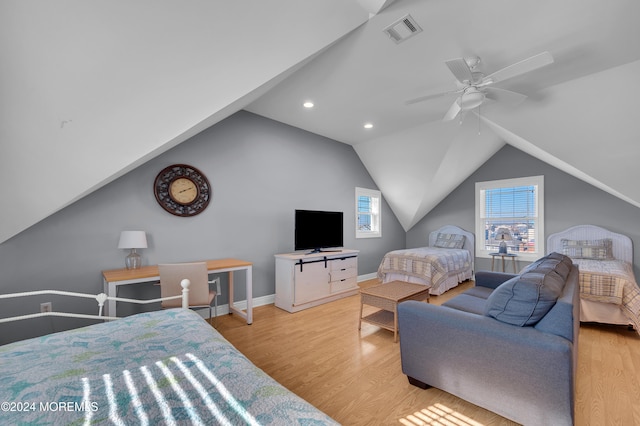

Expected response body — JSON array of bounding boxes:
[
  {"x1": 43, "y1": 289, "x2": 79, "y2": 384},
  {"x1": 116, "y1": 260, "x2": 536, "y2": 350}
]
[
  {"x1": 377, "y1": 225, "x2": 474, "y2": 295},
  {"x1": 547, "y1": 224, "x2": 640, "y2": 333},
  {"x1": 0, "y1": 296, "x2": 337, "y2": 424}
]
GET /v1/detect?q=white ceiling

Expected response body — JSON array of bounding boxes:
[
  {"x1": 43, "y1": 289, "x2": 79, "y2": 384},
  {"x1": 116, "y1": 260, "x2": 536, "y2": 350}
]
[
  {"x1": 247, "y1": 0, "x2": 640, "y2": 229},
  {"x1": 2, "y1": 0, "x2": 640, "y2": 243}
]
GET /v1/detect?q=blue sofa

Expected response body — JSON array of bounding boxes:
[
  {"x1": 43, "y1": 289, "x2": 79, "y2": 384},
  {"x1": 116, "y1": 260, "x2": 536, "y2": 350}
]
[{"x1": 398, "y1": 252, "x2": 580, "y2": 426}]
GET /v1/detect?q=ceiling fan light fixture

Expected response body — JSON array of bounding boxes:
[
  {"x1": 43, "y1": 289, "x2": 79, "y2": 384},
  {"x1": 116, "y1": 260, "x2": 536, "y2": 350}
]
[{"x1": 457, "y1": 88, "x2": 485, "y2": 110}]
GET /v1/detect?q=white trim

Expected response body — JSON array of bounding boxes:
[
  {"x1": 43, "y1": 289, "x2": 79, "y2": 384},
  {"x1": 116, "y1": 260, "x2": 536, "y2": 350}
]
[
  {"x1": 475, "y1": 175, "x2": 544, "y2": 262},
  {"x1": 358, "y1": 272, "x2": 378, "y2": 281}
]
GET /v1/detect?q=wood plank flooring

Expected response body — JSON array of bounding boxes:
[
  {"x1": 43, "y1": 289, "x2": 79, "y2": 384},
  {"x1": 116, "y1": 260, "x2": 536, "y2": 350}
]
[{"x1": 215, "y1": 280, "x2": 640, "y2": 425}]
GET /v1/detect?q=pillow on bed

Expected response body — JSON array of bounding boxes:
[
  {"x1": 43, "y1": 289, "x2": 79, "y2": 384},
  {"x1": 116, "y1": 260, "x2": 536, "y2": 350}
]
[
  {"x1": 561, "y1": 238, "x2": 613, "y2": 260},
  {"x1": 433, "y1": 233, "x2": 466, "y2": 249}
]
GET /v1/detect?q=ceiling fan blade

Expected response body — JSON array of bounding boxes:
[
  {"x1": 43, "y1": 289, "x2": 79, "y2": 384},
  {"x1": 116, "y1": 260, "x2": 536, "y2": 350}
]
[
  {"x1": 445, "y1": 58, "x2": 474, "y2": 84},
  {"x1": 484, "y1": 87, "x2": 528, "y2": 106},
  {"x1": 442, "y1": 99, "x2": 462, "y2": 121},
  {"x1": 485, "y1": 51, "x2": 554, "y2": 84},
  {"x1": 405, "y1": 90, "x2": 457, "y2": 105}
]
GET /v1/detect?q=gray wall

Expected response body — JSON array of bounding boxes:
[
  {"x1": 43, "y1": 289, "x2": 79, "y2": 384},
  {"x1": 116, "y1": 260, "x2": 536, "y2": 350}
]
[
  {"x1": 408, "y1": 144, "x2": 640, "y2": 276},
  {"x1": 0, "y1": 111, "x2": 405, "y2": 344}
]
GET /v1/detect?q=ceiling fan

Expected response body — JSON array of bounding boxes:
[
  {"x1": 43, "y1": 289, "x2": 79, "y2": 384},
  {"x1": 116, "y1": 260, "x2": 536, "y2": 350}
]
[{"x1": 406, "y1": 51, "x2": 554, "y2": 121}]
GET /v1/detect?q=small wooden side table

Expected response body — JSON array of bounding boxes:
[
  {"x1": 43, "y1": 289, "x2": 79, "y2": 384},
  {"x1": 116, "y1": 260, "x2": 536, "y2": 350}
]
[
  {"x1": 490, "y1": 252, "x2": 518, "y2": 273},
  {"x1": 359, "y1": 280, "x2": 431, "y2": 342}
]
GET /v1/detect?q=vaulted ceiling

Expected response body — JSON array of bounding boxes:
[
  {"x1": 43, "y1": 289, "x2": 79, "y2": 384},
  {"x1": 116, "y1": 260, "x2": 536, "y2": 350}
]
[{"x1": 2, "y1": 0, "x2": 640, "y2": 243}]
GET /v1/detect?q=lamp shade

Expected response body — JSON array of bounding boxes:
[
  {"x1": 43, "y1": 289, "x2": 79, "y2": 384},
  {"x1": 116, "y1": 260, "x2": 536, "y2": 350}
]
[
  {"x1": 495, "y1": 227, "x2": 512, "y2": 254},
  {"x1": 495, "y1": 228, "x2": 513, "y2": 241},
  {"x1": 118, "y1": 231, "x2": 148, "y2": 249}
]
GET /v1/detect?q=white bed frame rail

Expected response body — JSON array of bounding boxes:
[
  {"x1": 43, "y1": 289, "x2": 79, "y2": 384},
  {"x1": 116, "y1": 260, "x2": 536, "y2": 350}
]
[{"x1": 0, "y1": 279, "x2": 191, "y2": 324}]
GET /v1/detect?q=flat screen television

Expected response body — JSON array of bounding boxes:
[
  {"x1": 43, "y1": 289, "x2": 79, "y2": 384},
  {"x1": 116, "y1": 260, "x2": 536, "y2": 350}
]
[{"x1": 295, "y1": 209, "x2": 343, "y2": 253}]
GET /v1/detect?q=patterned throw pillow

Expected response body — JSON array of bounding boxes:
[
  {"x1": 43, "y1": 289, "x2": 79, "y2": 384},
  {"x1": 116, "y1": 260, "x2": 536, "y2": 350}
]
[
  {"x1": 561, "y1": 238, "x2": 613, "y2": 260},
  {"x1": 434, "y1": 233, "x2": 466, "y2": 249}
]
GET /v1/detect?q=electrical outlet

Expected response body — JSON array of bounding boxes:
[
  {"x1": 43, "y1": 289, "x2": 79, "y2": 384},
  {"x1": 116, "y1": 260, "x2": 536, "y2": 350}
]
[{"x1": 40, "y1": 302, "x2": 52, "y2": 313}]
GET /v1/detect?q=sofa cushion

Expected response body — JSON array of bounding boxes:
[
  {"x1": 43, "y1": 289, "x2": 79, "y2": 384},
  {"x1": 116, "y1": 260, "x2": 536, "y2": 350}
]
[
  {"x1": 463, "y1": 286, "x2": 494, "y2": 300},
  {"x1": 483, "y1": 276, "x2": 558, "y2": 326},
  {"x1": 519, "y1": 252, "x2": 573, "y2": 278},
  {"x1": 442, "y1": 294, "x2": 487, "y2": 315},
  {"x1": 484, "y1": 253, "x2": 571, "y2": 326}
]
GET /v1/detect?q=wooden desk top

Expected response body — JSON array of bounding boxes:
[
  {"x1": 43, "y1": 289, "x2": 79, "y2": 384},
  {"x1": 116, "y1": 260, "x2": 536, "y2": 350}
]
[{"x1": 102, "y1": 258, "x2": 252, "y2": 282}]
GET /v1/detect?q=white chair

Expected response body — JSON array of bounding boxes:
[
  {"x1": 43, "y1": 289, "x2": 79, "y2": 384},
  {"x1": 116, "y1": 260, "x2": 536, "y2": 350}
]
[{"x1": 158, "y1": 262, "x2": 221, "y2": 324}]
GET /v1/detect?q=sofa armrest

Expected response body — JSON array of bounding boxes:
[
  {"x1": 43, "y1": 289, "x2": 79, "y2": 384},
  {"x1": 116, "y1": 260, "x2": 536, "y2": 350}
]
[
  {"x1": 398, "y1": 301, "x2": 574, "y2": 425},
  {"x1": 474, "y1": 270, "x2": 517, "y2": 289}
]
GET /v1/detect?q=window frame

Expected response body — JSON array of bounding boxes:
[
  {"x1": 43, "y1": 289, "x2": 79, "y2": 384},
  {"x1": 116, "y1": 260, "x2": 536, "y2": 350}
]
[
  {"x1": 355, "y1": 187, "x2": 382, "y2": 239},
  {"x1": 475, "y1": 175, "x2": 544, "y2": 261}
]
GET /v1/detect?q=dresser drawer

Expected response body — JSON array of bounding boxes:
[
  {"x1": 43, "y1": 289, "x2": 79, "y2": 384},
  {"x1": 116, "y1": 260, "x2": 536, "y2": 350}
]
[
  {"x1": 330, "y1": 276, "x2": 358, "y2": 293},
  {"x1": 330, "y1": 267, "x2": 357, "y2": 282},
  {"x1": 329, "y1": 256, "x2": 357, "y2": 271}
]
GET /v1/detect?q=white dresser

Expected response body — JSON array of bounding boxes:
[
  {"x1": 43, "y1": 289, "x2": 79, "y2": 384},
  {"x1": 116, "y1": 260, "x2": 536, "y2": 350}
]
[{"x1": 274, "y1": 249, "x2": 359, "y2": 313}]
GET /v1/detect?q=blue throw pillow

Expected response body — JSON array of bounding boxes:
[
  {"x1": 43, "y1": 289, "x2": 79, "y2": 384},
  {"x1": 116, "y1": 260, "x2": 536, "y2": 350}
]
[{"x1": 484, "y1": 268, "x2": 565, "y2": 326}]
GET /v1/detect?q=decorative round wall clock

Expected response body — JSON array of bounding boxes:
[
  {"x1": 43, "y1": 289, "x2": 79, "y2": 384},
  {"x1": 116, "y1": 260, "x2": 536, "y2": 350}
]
[{"x1": 153, "y1": 164, "x2": 211, "y2": 217}]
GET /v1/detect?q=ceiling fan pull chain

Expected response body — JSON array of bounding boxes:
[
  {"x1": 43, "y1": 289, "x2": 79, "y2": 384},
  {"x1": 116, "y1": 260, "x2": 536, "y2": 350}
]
[{"x1": 477, "y1": 104, "x2": 481, "y2": 135}]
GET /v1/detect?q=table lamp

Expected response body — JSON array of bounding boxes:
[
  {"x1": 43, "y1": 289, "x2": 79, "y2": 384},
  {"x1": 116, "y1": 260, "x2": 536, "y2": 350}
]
[
  {"x1": 495, "y1": 228, "x2": 512, "y2": 254},
  {"x1": 118, "y1": 231, "x2": 148, "y2": 269}
]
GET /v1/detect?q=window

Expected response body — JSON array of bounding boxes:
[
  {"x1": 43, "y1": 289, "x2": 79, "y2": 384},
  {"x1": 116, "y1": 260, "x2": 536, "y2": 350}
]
[
  {"x1": 356, "y1": 187, "x2": 381, "y2": 238},
  {"x1": 475, "y1": 176, "x2": 544, "y2": 261}
]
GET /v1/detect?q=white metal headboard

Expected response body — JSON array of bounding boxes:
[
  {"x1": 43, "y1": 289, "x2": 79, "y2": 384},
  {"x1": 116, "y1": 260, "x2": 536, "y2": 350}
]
[
  {"x1": 547, "y1": 224, "x2": 633, "y2": 264},
  {"x1": 428, "y1": 224, "x2": 476, "y2": 263},
  {"x1": 0, "y1": 279, "x2": 192, "y2": 324}
]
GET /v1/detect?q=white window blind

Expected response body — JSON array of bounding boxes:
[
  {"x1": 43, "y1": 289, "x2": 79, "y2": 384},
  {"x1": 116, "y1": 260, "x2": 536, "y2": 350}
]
[{"x1": 476, "y1": 176, "x2": 544, "y2": 260}]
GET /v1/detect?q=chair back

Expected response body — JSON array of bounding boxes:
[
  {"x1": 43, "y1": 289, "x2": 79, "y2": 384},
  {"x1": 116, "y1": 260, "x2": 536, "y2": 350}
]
[{"x1": 158, "y1": 262, "x2": 209, "y2": 308}]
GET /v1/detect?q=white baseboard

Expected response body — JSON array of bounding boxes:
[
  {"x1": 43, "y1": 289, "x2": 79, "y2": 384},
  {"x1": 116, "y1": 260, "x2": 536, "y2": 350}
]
[
  {"x1": 194, "y1": 294, "x2": 275, "y2": 319},
  {"x1": 358, "y1": 272, "x2": 378, "y2": 281},
  {"x1": 195, "y1": 273, "x2": 376, "y2": 320}
]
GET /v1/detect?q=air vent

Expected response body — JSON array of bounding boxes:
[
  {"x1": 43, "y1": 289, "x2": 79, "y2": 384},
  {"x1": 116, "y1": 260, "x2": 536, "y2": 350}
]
[{"x1": 383, "y1": 14, "x2": 422, "y2": 44}]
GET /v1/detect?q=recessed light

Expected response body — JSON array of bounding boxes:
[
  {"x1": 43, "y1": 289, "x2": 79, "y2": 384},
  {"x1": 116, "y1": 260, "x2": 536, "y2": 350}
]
[
  {"x1": 364, "y1": 123, "x2": 373, "y2": 129},
  {"x1": 303, "y1": 101, "x2": 314, "y2": 108}
]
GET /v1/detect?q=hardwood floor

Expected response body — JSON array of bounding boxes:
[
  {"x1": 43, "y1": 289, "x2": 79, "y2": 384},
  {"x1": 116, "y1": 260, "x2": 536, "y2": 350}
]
[{"x1": 215, "y1": 280, "x2": 640, "y2": 425}]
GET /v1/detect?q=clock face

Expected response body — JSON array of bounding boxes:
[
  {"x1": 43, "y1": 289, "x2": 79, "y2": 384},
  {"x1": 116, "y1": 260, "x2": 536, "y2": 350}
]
[
  {"x1": 169, "y1": 177, "x2": 198, "y2": 205},
  {"x1": 154, "y1": 164, "x2": 211, "y2": 216}
]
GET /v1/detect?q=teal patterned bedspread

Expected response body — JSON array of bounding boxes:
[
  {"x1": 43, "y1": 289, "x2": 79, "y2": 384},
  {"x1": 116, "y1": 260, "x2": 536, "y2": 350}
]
[{"x1": 0, "y1": 309, "x2": 338, "y2": 425}]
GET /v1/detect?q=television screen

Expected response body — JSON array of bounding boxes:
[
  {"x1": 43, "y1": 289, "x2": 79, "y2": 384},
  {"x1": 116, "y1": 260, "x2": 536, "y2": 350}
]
[{"x1": 295, "y1": 209, "x2": 343, "y2": 252}]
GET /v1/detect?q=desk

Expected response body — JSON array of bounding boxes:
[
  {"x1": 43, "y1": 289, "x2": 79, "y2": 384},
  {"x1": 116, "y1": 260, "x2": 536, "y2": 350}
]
[
  {"x1": 489, "y1": 253, "x2": 518, "y2": 273},
  {"x1": 102, "y1": 258, "x2": 253, "y2": 324}
]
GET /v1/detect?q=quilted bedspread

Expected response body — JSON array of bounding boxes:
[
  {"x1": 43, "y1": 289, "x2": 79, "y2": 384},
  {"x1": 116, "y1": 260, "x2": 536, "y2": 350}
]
[
  {"x1": 377, "y1": 247, "x2": 472, "y2": 291},
  {"x1": 574, "y1": 259, "x2": 640, "y2": 332},
  {"x1": 0, "y1": 309, "x2": 338, "y2": 425}
]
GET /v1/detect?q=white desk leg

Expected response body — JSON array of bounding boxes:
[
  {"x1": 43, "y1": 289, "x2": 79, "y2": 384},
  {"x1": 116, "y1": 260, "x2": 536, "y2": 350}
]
[
  {"x1": 104, "y1": 280, "x2": 117, "y2": 317},
  {"x1": 228, "y1": 271, "x2": 235, "y2": 316},
  {"x1": 246, "y1": 266, "x2": 253, "y2": 324},
  {"x1": 227, "y1": 268, "x2": 253, "y2": 325}
]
